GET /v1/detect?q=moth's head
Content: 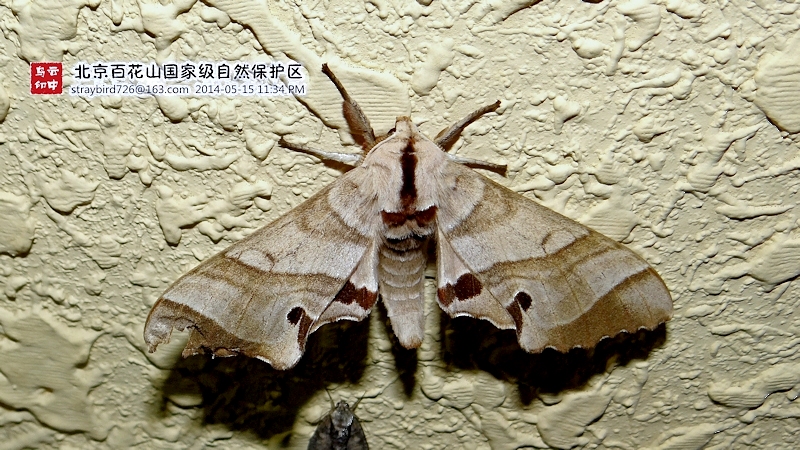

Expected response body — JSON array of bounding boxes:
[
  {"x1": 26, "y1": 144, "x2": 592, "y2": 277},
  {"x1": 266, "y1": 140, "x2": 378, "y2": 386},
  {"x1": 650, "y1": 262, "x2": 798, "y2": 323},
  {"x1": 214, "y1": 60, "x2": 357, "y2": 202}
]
[
  {"x1": 368, "y1": 116, "x2": 417, "y2": 153},
  {"x1": 385, "y1": 116, "x2": 415, "y2": 140},
  {"x1": 330, "y1": 401, "x2": 355, "y2": 430}
]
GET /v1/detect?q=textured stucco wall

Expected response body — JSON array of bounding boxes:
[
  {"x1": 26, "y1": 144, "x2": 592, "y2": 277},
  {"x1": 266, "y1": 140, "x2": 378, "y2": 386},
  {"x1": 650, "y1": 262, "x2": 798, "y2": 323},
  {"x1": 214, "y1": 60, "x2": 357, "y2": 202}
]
[{"x1": 1, "y1": 0, "x2": 799, "y2": 448}]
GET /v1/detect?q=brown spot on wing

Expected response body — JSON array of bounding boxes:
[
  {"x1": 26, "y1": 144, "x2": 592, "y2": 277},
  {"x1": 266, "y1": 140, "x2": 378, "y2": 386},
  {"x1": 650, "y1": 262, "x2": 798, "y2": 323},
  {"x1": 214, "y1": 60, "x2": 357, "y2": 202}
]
[
  {"x1": 438, "y1": 273, "x2": 482, "y2": 307},
  {"x1": 453, "y1": 273, "x2": 482, "y2": 300},
  {"x1": 287, "y1": 306, "x2": 304, "y2": 325},
  {"x1": 515, "y1": 291, "x2": 532, "y2": 311},
  {"x1": 286, "y1": 306, "x2": 313, "y2": 347},
  {"x1": 507, "y1": 292, "x2": 532, "y2": 331},
  {"x1": 297, "y1": 312, "x2": 313, "y2": 348},
  {"x1": 334, "y1": 281, "x2": 378, "y2": 310},
  {"x1": 506, "y1": 299, "x2": 524, "y2": 330},
  {"x1": 438, "y1": 285, "x2": 455, "y2": 306}
]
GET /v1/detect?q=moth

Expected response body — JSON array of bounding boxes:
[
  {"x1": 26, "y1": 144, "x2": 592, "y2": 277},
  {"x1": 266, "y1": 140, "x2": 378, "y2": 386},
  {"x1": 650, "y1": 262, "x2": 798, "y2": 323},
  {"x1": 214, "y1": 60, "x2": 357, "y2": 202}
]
[
  {"x1": 307, "y1": 398, "x2": 368, "y2": 450},
  {"x1": 144, "y1": 64, "x2": 673, "y2": 370}
]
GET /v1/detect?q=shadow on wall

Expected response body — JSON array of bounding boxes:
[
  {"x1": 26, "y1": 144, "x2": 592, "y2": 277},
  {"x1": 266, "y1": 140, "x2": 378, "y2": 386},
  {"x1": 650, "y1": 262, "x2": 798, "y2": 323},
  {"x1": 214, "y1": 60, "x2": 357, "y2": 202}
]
[
  {"x1": 439, "y1": 312, "x2": 669, "y2": 404},
  {"x1": 153, "y1": 317, "x2": 371, "y2": 441},
  {"x1": 151, "y1": 306, "x2": 667, "y2": 440}
]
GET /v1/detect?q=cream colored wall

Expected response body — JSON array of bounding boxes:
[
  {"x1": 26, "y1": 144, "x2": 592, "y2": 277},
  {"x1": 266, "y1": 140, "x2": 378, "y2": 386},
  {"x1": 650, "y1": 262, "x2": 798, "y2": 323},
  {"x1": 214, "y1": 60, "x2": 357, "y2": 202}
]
[{"x1": 1, "y1": 0, "x2": 799, "y2": 448}]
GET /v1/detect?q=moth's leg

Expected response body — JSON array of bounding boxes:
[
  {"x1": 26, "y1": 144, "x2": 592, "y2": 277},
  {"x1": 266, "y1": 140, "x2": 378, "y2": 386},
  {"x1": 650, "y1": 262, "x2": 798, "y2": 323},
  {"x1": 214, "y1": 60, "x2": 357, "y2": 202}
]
[
  {"x1": 435, "y1": 101, "x2": 506, "y2": 176},
  {"x1": 446, "y1": 154, "x2": 507, "y2": 176},
  {"x1": 278, "y1": 138, "x2": 361, "y2": 166},
  {"x1": 434, "y1": 100, "x2": 500, "y2": 150},
  {"x1": 322, "y1": 63, "x2": 377, "y2": 152}
]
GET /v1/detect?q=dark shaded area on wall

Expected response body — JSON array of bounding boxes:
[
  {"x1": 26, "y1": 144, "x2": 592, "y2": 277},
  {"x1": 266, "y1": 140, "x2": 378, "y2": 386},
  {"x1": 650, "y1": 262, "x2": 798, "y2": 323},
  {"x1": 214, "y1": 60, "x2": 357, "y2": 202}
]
[
  {"x1": 150, "y1": 301, "x2": 668, "y2": 442},
  {"x1": 154, "y1": 317, "x2": 371, "y2": 441},
  {"x1": 439, "y1": 311, "x2": 669, "y2": 404}
]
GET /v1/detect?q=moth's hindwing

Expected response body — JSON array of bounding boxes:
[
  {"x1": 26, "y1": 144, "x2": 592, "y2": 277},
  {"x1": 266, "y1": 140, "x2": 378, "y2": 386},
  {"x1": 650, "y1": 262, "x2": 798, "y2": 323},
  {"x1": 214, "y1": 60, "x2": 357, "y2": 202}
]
[{"x1": 434, "y1": 161, "x2": 672, "y2": 352}]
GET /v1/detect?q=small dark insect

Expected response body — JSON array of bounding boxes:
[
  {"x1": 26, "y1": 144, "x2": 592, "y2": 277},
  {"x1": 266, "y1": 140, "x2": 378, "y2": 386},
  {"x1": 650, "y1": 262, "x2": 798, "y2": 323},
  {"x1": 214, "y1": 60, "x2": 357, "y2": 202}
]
[{"x1": 307, "y1": 399, "x2": 368, "y2": 450}]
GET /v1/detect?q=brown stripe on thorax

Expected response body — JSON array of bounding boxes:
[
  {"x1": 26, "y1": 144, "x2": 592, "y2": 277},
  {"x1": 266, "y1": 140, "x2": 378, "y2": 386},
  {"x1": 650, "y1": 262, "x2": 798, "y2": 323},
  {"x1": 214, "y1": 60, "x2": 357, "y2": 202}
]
[{"x1": 399, "y1": 141, "x2": 417, "y2": 211}]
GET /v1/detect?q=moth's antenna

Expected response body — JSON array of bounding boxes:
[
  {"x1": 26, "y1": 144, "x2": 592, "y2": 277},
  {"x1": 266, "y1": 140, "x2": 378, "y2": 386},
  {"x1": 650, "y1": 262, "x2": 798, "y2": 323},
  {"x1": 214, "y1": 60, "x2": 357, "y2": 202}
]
[
  {"x1": 325, "y1": 387, "x2": 335, "y2": 411},
  {"x1": 380, "y1": 374, "x2": 402, "y2": 395},
  {"x1": 434, "y1": 100, "x2": 500, "y2": 150},
  {"x1": 351, "y1": 393, "x2": 364, "y2": 413},
  {"x1": 308, "y1": 388, "x2": 338, "y2": 426},
  {"x1": 352, "y1": 374, "x2": 402, "y2": 413},
  {"x1": 321, "y1": 63, "x2": 377, "y2": 152}
]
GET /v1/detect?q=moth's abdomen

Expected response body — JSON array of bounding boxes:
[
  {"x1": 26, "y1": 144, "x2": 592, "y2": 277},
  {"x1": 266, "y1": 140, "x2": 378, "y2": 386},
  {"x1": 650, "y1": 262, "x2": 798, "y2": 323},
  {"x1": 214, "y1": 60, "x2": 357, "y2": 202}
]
[{"x1": 378, "y1": 235, "x2": 429, "y2": 349}]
